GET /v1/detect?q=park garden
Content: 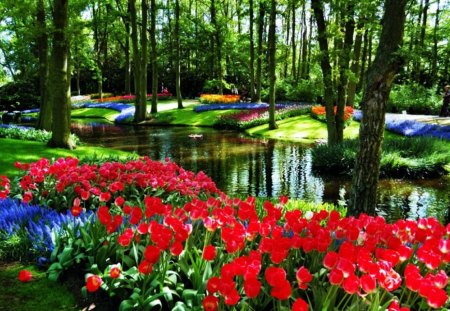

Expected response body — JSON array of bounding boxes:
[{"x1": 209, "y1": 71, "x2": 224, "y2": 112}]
[{"x1": 1, "y1": 0, "x2": 450, "y2": 310}]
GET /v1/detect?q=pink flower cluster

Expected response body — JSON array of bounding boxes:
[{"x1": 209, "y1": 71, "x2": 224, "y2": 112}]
[{"x1": 11, "y1": 156, "x2": 221, "y2": 211}]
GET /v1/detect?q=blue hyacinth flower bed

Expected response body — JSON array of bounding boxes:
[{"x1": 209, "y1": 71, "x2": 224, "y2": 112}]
[
  {"x1": 353, "y1": 110, "x2": 450, "y2": 140},
  {"x1": 0, "y1": 198, "x2": 93, "y2": 261},
  {"x1": 83, "y1": 102, "x2": 134, "y2": 113}
]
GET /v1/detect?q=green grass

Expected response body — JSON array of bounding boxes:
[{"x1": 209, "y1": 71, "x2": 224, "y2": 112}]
[
  {"x1": 0, "y1": 263, "x2": 77, "y2": 311},
  {"x1": 71, "y1": 108, "x2": 119, "y2": 122},
  {"x1": 245, "y1": 115, "x2": 361, "y2": 143},
  {"x1": 0, "y1": 138, "x2": 132, "y2": 177}
]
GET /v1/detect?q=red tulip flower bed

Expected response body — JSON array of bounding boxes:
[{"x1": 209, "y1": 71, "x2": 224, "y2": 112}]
[{"x1": 2, "y1": 157, "x2": 449, "y2": 310}]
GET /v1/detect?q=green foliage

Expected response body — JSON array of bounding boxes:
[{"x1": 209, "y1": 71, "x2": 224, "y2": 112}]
[
  {"x1": 0, "y1": 79, "x2": 40, "y2": 111},
  {"x1": 0, "y1": 126, "x2": 80, "y2": 145},
  {"x1": 0, "y1": 233, "x2": 33, "y2": 262},
  {"x1": 388, "y1": 83, "x2": 441, "y2": 115},
  {"x1": 202, "y1": 79, "x2": 230, "y2": 94},
  {"x1": 312, "y1": 136, "x2": 450, "y2": 178},
  {"x1": 0, "y1": 263, "x2": 77, "y2": 311},
  {"x1": 279, "y1": 78, "x2": 322, "y2": 102}
]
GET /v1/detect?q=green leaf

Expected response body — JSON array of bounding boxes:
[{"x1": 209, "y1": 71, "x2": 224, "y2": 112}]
[
  {"x1": 119, "y1": 300, "x2": 137, "y2": 311},
  {"x1": 57, "y1": 247, "x2": 74, "y2": 266},
  {"x1": 171, "y1": 301, "x2": 190, "y2": 311}
]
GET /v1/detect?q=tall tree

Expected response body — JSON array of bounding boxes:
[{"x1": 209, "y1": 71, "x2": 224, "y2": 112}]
[
  {"x1": 350, "y1": 0, "x2": 408, "y2": 216},
  {"x1": 36, "y1": 0, "x2": 51, "y2": 131},
  {"x1": 311, "y1": 0, "x2": 338, "y2": 144},
  {"x1": 290, "y1": 0, "x2": 296, "y2": 80},
  {"x1": 48, "y1": 0, "x2": 73, "y2": 149},
  {"x1": 175, "y1": 0, "x2": 183, "y2": 108},
  {"x1": 249, "y1": 0, "x2": 256, "y2": 101},
  {"x1": 255, "y1": 0, "x2": 265, "y2": 103},
  {"x1": 346, "y1": 20, "x2": 364, "y2": 107},
  {"x1": 268, "y1": 0, "x2": 277, "y2": 129},
  {"x1": 150, "y1": 0, "x2": 158, "y2": 114}
]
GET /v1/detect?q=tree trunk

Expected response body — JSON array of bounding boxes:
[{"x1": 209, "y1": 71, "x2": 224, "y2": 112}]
[
  {"x1": 299, "y1": 1, "x2": 308, "y2": 79},
  {"x1": 48, "y1": 0, "x2": 73, "y2": 149},
  {"x1": 305, "y1": 13, "x2": 313, "y2": 77},
  {"x1": 291, "y1": 0, "x2": 296, "y2": 80},
  {"x1": 140, "y1": 0, "x2": 148, "y2": 118},
  {"x1": 151, "y1": 0, "x2": 158, "y2": 114},
  {"x1": 350, "y1": 0, "x2": 407, "y2": 216},
  {"x1": 431, "y1": 0, "x2": 440, "y2": 83},
  {"x1": 283, "y1": 8, "x2": 290, "y2": 79},
  {"x1": 347, "y1": 21, "x2": 363, "y2": 107},
  {"x1": 175, "y1": 0, "x2": 183, "y2": 108},
  {"x1": 268, "y1": 0, "x2": 277, "y2": 130},
  {"x1": 255, "y1": 0, "x2": 265, "y2": 103},
  {"x1": 36, "y1": 0, "x2": 51, "y2": 131},
  {"x1": 124, "y1": 1, "x2": 132, "y2": 94},
  {"x1": 357, "y1": 28, "x2": 368, "y2": 93},
  {"x1": 249, "y1": 0, "x2": 256, "y2": 101},
  {"x1": 311, "y1": 0, "x2": 337, "y2": 145},
  {"x1": 130, "y1": 0, "x2": 142, "y2": 121},
  {"x1": 335, "y1": 3, "x2": 354, "y2": 143}
]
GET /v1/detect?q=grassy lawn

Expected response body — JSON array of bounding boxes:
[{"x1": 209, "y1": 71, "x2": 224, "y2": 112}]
[
  {"x1": 245, "y1": 115, "x2": 361, "y2": 143},
  {"x1": 0, "y1": 263, "x2": 77, "y2": 311},
  {"x1": 71, "y1": 108, "x2": 119, "y2": 122},
  {"x1": 0, "y1": 138, "x2": 132, "y2": 177}
]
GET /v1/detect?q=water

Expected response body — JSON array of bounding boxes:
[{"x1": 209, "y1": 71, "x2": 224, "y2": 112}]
[{"x1": 71, "y1": 120, "x2": 450, "y2": 221}]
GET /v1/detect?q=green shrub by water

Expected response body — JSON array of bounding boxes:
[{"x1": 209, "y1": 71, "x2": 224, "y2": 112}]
[
  {"x1": 0, "y1": 126, "x2": 80, "y2": 145},
  {"x1": 388, "y1": 83, "x2": 441, "y2": 114},
  {"x1": 312, "y1": 136, "x2": 450, "y2": 178}
]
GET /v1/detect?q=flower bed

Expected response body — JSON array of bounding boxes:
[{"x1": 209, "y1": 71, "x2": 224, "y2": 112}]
[
  {"x1": 353, "y1": 110, "x2": 450, "y2": 140},
  {"x1": 1, "y1": 157, "x2": 448, "y2": 310},
  {"x1": 97, "y1": 93, "x2": 173, "y2": 103},
  {"x1": 0, "y1": 198, "x2": 92, "y2": 262},
  {"x1": 311, "y1": 105, "x2": 354, "y2": 124},
  {"x1": 215, "y1": 104, "x2": 312, "y2": 130},
  {"x1": 0, "y1": 124, "x2": 80, "y2": 144},
  {"x1": 199, "y1": 94, "x2": 240, "y2": 104}
]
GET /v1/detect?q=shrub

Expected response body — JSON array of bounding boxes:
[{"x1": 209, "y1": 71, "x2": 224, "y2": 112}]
[
  {"x1": 388, "y1": 83, "x2": 441, "y2": 114},
  {"x1": 0, "y1": 79, "x2": 40, "y2": 111},
  {"x1": 311, "y1": 136, "x2": 450, "y2": 178},
  {"x1": 202, "y1": 79, "x2": 231, "y2": 94},
  {"x1": 0, "y1": 124, "x2": 80, "y2": 144}
]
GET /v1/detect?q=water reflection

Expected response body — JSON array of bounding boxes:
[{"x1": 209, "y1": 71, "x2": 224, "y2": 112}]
[{"x1": 72, "y1": 120, "x2": 449, "y2": 221}]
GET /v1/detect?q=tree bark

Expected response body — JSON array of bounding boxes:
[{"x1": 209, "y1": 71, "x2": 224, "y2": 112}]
[
  {"x1": 249, "y1": 0, "x2": 256, "y2": 101},
  {"x1": 299, "y1": 1, "x2": 308, "y2": 79},
  {"x1": 431, "y1": 0, "x2": 440, "y2": 83},
  {"x1": 335, "y1": 2, "x2": 354, "y2": 143},
  {"x1": 311, "y1": 0, "x2": 338, "y2": 144},
  {"x1": 255, "y1": 0, "x2": 265, "y2": 103},
  {"x1": 36, "y1": 0, "x2": 51, "y2": 131},
  {"x1": 357, "y1": 28, "x2": 368, "y2": 93},
  {"x1": 150, "y1": 0, "x2": 158, "y2": 114},
  {"x1": 130, "y1": 0, "x2": 142, "y2": 121},
  {"x1": 268, "y1": 0, "x2": 277, "y2": 130},
  {"x1": 291, "y1": 0, "x2": 296, "y2": 80},
  {"x1": 350, "y1": 0, "x2": 407, "y2": 216},
  {"x1": 347, "y1": 21, "x2": 363, "y2": 107},
  {"x1": 48, "y1": 0, "x2": 73, "y2": 149},
  {"x1": 175, "y1": 0, "x2": 183, "y2": 108}
]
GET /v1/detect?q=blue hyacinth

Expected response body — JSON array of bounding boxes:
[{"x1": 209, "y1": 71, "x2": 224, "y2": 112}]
[{"x1": 0, "y1": 198, "x2": 93, "y2": 261}]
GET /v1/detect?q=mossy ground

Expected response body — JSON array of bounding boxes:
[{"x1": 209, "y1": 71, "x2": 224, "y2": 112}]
[{"x1": 0, "y1": 263, "x2": 77, "y2": 311}]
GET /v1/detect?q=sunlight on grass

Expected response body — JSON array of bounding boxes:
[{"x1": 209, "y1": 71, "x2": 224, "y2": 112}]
[
  {"x1": 0, "y1": 138, "x2": 132, "y2": 177},
  {"x1": 71, "y1": 108, "x2": 119, "y2": 122},
  {"x1": 245, "y1": 116, "x2": 360, "y2": 142}
]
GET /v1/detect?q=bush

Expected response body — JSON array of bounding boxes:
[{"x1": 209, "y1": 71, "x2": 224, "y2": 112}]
[
  {"x1": 0, "y1": 79, "x2": 40, "y2": 111},
  {"x1": 388, "y1": 83, "x2": 441, "y2": 114},
  {"x1": 202, "y1": 79, "x2": 231, "y2": 94},
  {"x1": 0, "y1": 124, "x2": 80, "y2": 145},
  {"x1": 272, "y1": 78, "x2": 322, "y2": 102},
  {"x1": 311, "y1": 136, "x2": 450, "y2": 178}
]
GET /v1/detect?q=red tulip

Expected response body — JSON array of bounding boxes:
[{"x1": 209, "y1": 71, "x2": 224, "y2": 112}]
[
  {"x1": 86, "y1": 275, "x2": 102, "y2": 292},
  {"x1": 18, "y1": 269, "x2": 32, "y2": 283}
]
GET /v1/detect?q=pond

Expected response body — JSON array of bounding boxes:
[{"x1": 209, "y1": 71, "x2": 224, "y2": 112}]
[{"x1": 71, "y1": 120, "x2": 450, "y2": 222}]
